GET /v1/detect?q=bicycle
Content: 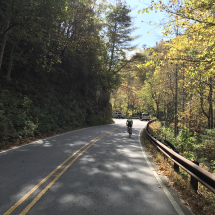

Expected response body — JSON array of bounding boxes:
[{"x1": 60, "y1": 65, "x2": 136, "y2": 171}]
[{"x1": 127, "y1": 126, "x2": 132, "y2": 138}]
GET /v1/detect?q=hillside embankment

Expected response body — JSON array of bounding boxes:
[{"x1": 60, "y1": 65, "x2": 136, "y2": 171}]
[{"x1": 0, "y1": 76, "x2": 113, "y2": 150}]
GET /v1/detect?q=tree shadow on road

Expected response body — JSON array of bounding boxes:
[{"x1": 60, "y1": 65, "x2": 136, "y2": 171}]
[{"x1": 0, "y1": 124, "x2": 179, "y2": 215}]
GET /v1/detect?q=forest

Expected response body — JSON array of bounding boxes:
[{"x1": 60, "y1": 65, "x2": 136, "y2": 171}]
[
  {"x1": 0, "y1": 0, "x2": 215, "y2": 172},
  {"x1": 0, "y1": 1, "x2": 214, "y2": 214},
  {"x1": 0, "y1": 0, "x2": 136, "y2": 149},
  {"x1": 111, "y1": 0, "x2": 215, "y2": 173}
]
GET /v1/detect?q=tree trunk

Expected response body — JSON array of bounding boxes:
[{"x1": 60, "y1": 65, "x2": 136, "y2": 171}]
[
  {"x1": 6, "y1": 44, "x2": 15, "y2": 81},
  {"x1": 174, "y1": 64, "x2": 178, "y2": 137},
  {"x1": 208, "y1": 77, "x2": 213, "y2": 129},
  {"x1": 174, "y1": 22, "x2": 179, "y2": 137},
  {"x1": 0, "y1": 19, "x2": 10, "y2": 72},
  {"x1": 156, "y1": 101, "x2": 159, "y2": 119},
  {"x1": 109, "y1": 22, "x2": 117, "y2": 72},
  {"x1": 199, "y1": 77, "x2": 213, "y2": 129},
  {"x1": 182, "y1": 63, "x2": 185, "y2": 126}
]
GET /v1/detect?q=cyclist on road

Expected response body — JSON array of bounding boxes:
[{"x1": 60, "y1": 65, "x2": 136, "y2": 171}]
[{"x1": 126, "y1": 116, "x2": 133, "y2": 133}]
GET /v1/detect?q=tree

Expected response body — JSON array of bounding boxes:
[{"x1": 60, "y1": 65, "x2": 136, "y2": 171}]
[
  {"x1": 105, "y1": 3, "x2": 137, "y2": 78},
  {"x1": 138, "y1": 0, "x2": 215, "y2": 130},
  {"x1": 0, "y1": 0, "x2": 69, "y2": 79}
]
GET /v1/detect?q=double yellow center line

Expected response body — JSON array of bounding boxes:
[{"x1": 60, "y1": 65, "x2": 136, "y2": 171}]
[{"x1": 4, "y1": 126, "x2": 120, "y2": 215}]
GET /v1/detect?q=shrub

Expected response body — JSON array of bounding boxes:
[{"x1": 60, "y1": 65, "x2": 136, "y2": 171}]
[
  {"x1": 0, "y1": 81, "x2": 112, "y2": 149},
  {"x1": 196, "y1": 129, "x2": 215, "y2": 172}
]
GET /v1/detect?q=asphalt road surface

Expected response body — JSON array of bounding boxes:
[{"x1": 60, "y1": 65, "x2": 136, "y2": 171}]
[{"x1": 0, "y1": 119, "x2": 192, "y2": 215}]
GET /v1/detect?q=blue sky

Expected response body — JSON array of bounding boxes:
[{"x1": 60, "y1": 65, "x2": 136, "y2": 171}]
[{"x1": 126, "y1": 0, "x2": 168, "y2": 49}]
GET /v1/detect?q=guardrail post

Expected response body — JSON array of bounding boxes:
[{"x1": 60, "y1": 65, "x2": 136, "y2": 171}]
[
  {"x1": 174, "y1": 150, "x2": 179, "y2": 172},
  {"x1": 174, "y1": 162, "x2": 179, "y2": 172},
  {"x1": 190, "y1": 161, "x2": 199, "y2": 192}
]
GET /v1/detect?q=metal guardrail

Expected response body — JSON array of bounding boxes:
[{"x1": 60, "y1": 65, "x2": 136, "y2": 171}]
[
  {"x1": 163, "y1": 139, "x2": 179, "y2": 154},
  {"x1": 146, "y1": 120, "x2": 215, "y2": 193}
]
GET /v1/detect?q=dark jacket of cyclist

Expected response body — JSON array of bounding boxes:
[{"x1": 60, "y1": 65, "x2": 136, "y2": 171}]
[{"x1": 126, "y1": 117, "x2": 133, "y2": 127}]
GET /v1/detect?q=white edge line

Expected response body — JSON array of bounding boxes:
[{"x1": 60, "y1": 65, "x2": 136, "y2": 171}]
[
  {"x1": 138, "y1": 128, "x2": 185, "y2": 215},
  {"x1": 0, "y1": 123, "x2": 115, "y2": 154}
]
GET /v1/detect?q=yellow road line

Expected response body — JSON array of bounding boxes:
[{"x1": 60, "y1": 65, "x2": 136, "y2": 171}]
[
  {"x1": 19, "y1": 127, "x2": 119, "y2": 215},
  {"x1": 3, "y1": 127, "x2": 119, "y2": 215},
  {"x1": 19, "y1": 127, "x2": 118, "y2": 214}
]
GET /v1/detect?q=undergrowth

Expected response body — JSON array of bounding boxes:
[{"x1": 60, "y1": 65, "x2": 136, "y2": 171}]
[
  {"x1": 142, "y1": 128, "x2": 215, "y2": 215},
  {"x1": 0, "y1": 80, "x2": 113, "y2": 151},
  {"x1": 150, "y1": 121, "x2": 215, "y2": 173}
]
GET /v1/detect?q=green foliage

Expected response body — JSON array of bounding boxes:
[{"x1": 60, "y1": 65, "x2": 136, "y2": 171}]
[
  {"x1": 0, "y1": 0, "x2": 135, "y2": 92},
  {"x1": 111, "y1": 52, "x2": 149, "y2": 115},
  {"x1": 135, "y1": 0, "x2": 215, "y2": 133},
  {"x1": 0, "y1": 80, "x2": 112, "y2": 148},
  {"x1": 0, "y1": 0, "x2": 131, "y2": 148},
  {"x1": 196, "y1": 129, "x2": 215, "y2": 172},
  {"x1": 0, "y1": 91, "x2": 38, "y2": 143},
  {"x1": 175, "y1": 129, "x2": 196, "y2": 160},
  {"x1": 105, "y1": 2, "x2": 137, "y2": 77},
  {"x1": 150, "y1": 121, "x2": 215, "y2": 172},
  {"x1": 160, "y1": 125, "x2": 175, "y2": 142}
]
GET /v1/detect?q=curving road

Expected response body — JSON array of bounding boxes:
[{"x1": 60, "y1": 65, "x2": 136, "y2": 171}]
[{"x1": 0, "y1": 119, "x2": 192, "y2": 215}]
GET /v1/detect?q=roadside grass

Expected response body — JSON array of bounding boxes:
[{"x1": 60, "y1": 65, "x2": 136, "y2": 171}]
[{"x1": 141, "y1": 128, "x2": 215, "y2": 215}]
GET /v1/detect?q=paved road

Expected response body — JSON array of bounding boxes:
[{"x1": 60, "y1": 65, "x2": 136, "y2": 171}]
[{"x1": 0, "y1": 119, "x2": 192, "y2": 215}]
